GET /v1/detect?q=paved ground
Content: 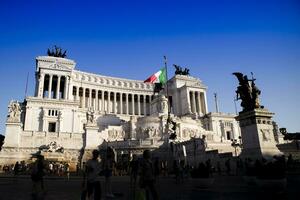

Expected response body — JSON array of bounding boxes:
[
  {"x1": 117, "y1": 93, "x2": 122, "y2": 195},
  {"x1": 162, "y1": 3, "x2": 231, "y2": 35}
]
[{"x1": 0, "y1": 174, "x2": 299, "y2": 200}]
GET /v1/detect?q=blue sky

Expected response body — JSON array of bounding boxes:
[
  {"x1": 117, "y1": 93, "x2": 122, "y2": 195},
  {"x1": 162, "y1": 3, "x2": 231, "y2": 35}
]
[{"x1": 0, "y1": 0, "x2": 299, "y2": 134}]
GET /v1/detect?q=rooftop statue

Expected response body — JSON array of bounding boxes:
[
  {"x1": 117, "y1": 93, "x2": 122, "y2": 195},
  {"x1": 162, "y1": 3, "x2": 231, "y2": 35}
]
[
  {"x1": 173, "y1": 64, "x2": 190, "y2": 76},
  {"x1": 47, "y1": 45, "x2": 67, "y2": 58},
  {"x1": 233, "y1": 72, "x2": 262, "y2": 112}
]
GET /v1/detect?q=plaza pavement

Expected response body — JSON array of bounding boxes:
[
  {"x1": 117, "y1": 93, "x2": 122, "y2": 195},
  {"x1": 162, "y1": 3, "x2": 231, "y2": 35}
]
[{"x1": 0, "y1": 174, "x2": 299, "y2": 200}]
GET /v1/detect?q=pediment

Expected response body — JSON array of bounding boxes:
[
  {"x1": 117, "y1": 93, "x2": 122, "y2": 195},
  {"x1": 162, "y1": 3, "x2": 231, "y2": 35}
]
[
  {"x1": 48, "y1": 63, "x2": 73, "y2": 71},
  {"x1": 36, "y1": 56, "x2": 76, "y2": 71}
]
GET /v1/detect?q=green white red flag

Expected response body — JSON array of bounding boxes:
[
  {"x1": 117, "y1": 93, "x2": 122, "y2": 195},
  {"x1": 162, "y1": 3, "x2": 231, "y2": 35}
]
[{"x1": 144, "y1": 67, "x2": 167, "y2": 84}]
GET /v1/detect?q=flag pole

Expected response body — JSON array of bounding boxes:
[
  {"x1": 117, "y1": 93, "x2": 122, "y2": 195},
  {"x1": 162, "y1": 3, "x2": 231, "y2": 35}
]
[
  {"x1": 164, "y1": 56, "x2": 170, "y2": 120},
  {"x1": 24, "y1": 72, "x2": 29, "y2": 99}
]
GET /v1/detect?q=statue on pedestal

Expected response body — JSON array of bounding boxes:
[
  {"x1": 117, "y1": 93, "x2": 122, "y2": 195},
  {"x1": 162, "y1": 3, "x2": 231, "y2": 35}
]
[
  {"x1": 7, "y1": 101, "x2": 21, "y2": 123},
  {"x1": 86, "y1": 108, "x2": 95, "y2": 125},
  {"x1": 233, "y1": 72, "x2": 262, "y2": 111}
]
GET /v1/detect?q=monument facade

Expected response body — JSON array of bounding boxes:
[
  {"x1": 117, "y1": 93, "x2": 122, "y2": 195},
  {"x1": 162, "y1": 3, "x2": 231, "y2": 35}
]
[{"x1": 0, "y1": 55, "x2": 241, "y2": 168}]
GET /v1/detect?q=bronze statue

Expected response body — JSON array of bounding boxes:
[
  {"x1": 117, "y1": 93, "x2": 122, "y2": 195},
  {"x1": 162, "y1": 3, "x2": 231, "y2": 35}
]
[
  {"x1": 233, "y1": 72, "x2": 262, "y2": 111},
  {"x1": 173, "y1": 64, "x2": 190, "y2": 76},
  {"x1": 47, "y1": 45, "x2": 67, "y2": 58}
]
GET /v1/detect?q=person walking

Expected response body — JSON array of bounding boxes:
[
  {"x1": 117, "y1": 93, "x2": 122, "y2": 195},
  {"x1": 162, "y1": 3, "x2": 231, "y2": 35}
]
[
  {"x1": 139, "y1": 150, "x2": 159, "y2": 200},
  {"x1": 31, "y1": 155, "x2": 47, "y2": 200},
  {"x1": 65, "y1": 163, "x2": 70, "y2": 180},
  {"x1": 13, "y1": 161, "x2": 20, "y2": 181},
  {"x1": 129, "y1": 155, "x2": 139, "y2": 188},
  {"x1": 103, "y1": 147, "x2": 115, "y2": 198},
  {"x1": 82, "y1": 149, "x2": 102, "y2": 200}
]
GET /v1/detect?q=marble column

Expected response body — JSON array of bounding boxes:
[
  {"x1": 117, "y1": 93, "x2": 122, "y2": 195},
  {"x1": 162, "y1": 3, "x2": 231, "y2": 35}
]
[
  {"x1": 76, "y1": 86, "x2": 79, "y2": 101},
  {"x1": 197, "y1": 92, "x2": 202, "y2": 115},
  {"x1": 132, "y1": 94, "x2": 135, "y2": 115},
  {"x1": 114, "y1": 92, "x2": 117, "y2": 114},
  {"x1": 95, "y1": 90, "x2": 99, "y2": 111},
  {"x1": 88, "y1": 89, "x2": 92, "y2": 108},
  {"x1": 82, "y1": 88, "x2": 86, "y2": 108},
  {"x1": 126, "y1": 93, "x2": 129, "y2": 115},
  {"x1": 149, "y1": 95, "x2": 152, "y2": 114},
  {"x1": 48, "y1": 74, "x2": 53, "y2": 98},
  {"x1": 101, "y1": 91, "x2": 104, "y2": 112},
  {"x1": 38, "y1": 73, "x2": 45, "y2": 98},
  {"x1": 56, "y1": 75, "x2": 61, "y2": 99},
  {"x1": 64, "y1": 76, "x2": 69, "y2": 99},
  {"x1": 120, "y1": 93, "x2": 123, "y2": 114},
  {"x1": 108, "y1": 91, "x2": 111, "y2": 113},
  {"x1": 191, "y1": 91, "x2": 196, "y2": 113},
  {"x1": 143, "y1": 95, "x2": 147, "y2": 116},
  {"x1": 204, "y1": 92, "x2": 208, "y2": 114},
  {"x1": 138, "y1": 95, "x2": 141, "y2": 115}
]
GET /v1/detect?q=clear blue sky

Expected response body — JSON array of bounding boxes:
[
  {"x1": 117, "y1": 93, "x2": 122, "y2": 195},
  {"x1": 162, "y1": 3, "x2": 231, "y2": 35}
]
[{"x1": 0, "y1": 0, "x2": 299, "y2": 134}]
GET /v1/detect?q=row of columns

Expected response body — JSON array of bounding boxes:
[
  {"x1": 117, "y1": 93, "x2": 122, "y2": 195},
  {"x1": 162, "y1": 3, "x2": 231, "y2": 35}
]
[
  {"x1": 36, "y1": 73, "x2": 69, "y2": 99},
  {"x1": 189, "y1": 91, "x2": 206, "y2": 115},
  {"x1": 72, "y1": 86, "x2": 153, "y2": 116}
]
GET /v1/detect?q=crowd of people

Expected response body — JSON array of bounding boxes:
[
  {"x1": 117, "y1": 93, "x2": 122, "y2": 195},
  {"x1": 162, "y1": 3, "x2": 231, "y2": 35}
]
[
  {"x1": 0, "y1": 151, "x2": 299, "y2": 199},
  {"x1": 0, "y1": 160, "x2": 71, "y2": 178}
]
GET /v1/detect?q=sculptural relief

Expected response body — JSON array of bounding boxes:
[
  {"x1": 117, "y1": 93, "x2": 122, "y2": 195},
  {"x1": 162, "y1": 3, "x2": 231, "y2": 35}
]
[
  {"x1": 261, "y1": 129, "x2": 271, "y2": 142},
  {"x1": 182, "y1": 128, "x2": 198, "y2": 138},
  {"x1": 108, "y1": 129, "x2": 125, "y2": 140},
  {"x1": 39, "y1": 141, "x2": 64, "y2": 153}
]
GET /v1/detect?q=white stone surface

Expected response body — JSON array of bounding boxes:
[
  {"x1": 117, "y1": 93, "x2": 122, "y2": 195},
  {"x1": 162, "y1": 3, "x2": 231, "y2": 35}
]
[{"x1": 0, "y1": 56, "x2": 242, "y2": 166}]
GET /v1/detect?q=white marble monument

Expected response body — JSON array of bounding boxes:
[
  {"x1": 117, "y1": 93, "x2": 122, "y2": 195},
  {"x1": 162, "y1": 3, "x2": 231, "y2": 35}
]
[{"x1": 0, "y1": 54, "x2": 243, "y2": 169}]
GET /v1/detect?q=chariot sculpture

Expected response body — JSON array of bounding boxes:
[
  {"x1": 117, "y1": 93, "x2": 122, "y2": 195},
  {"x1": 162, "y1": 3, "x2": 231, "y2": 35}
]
[
  {"x1": 47, "y1": 45, "x2": 67, "y2": 58},
  {"x1": 173, "y1": 64, "x2": 190, "y2": 76}
]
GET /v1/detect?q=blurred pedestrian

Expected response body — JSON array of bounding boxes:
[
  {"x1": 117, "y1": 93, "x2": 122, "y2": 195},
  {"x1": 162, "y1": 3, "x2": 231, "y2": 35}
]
[
  {"x1": 103, "y1": 147, "x2": 115, "y2": 198},
  {"x1": 82, "y1": 149, "x2": 102, "y2": 200},
  {"x1": 139, "y1": 150, "x2": 159, "y2": 200},
  {"x1": 130, "y1": 154, "x2": 139, "y2": 188},
  {"x1": 31, "y1": 155, "x2": 47, "y2": 199}
]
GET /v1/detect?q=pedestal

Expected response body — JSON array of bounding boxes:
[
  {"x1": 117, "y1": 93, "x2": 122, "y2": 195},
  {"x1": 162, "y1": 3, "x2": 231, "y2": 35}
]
[
  {"x1": 150, "y1": 94, "x2": 168, "y2": 117},
  {"x1": 3, "y1": 122, "x2": 22, "y2": 147},
  {"x1": 84, "y1": 124, "x2": 102, "y2": 149},
  {"x1": 236, "y1": 108, "x2": 282, "y2": 158}
]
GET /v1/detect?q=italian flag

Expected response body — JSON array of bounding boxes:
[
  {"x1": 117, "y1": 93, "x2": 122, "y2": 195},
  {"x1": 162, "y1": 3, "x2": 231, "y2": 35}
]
[{"x1": 144, "y1": 67, "x2": 167, "y2": 84}]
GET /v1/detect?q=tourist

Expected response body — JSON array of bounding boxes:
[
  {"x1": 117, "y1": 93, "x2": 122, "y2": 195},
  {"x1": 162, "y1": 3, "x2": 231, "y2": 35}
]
[
  {"x1": 173, "y1": 160, "x2": 180, "y2": 183},
  {"x1": 65, "y1": 163, "x2": 70, "y2": 180},
  {"x1": 31, "y1": 155, "x2": 47, "y2": 199},
  {"x1": 129, "y1": 154, "x2": 139, "y2": 188},
  {"x1": 13, "y1": 161, "x2": 20, "y2": 176},
  {"x1": 178, "y1": 160, "x2": 185, "y2": 183},
  {"x1": 139, "y1": 150, "x2": 159, "y2": 200},
  {"x1": 103, "y1": 147, "x2": 115, "y2": 198},
  {"x1": 154, "y1": 157, "x2": 160, "y2": 182},
  {"x1": 225, "y1": 159, "x2": 231, "y2": 175},
  {"x1": 49, "y1": 162, "x2": 53, "y2": 175},
  {"x1": 83, "y1": 149, "x2": 102, "y2": 200}
]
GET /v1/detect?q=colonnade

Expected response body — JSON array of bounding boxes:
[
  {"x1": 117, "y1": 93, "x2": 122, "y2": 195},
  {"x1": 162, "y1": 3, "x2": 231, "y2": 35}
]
[
  {"x1": 72, "y1": 86, "x2": 153, "y2": 116},
  {"x1": 36, "y1": 74, "x2": 69, "y2": 99},
  {"x1": 189, "y1": 91, "x2": 206, "y2": 115}
]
